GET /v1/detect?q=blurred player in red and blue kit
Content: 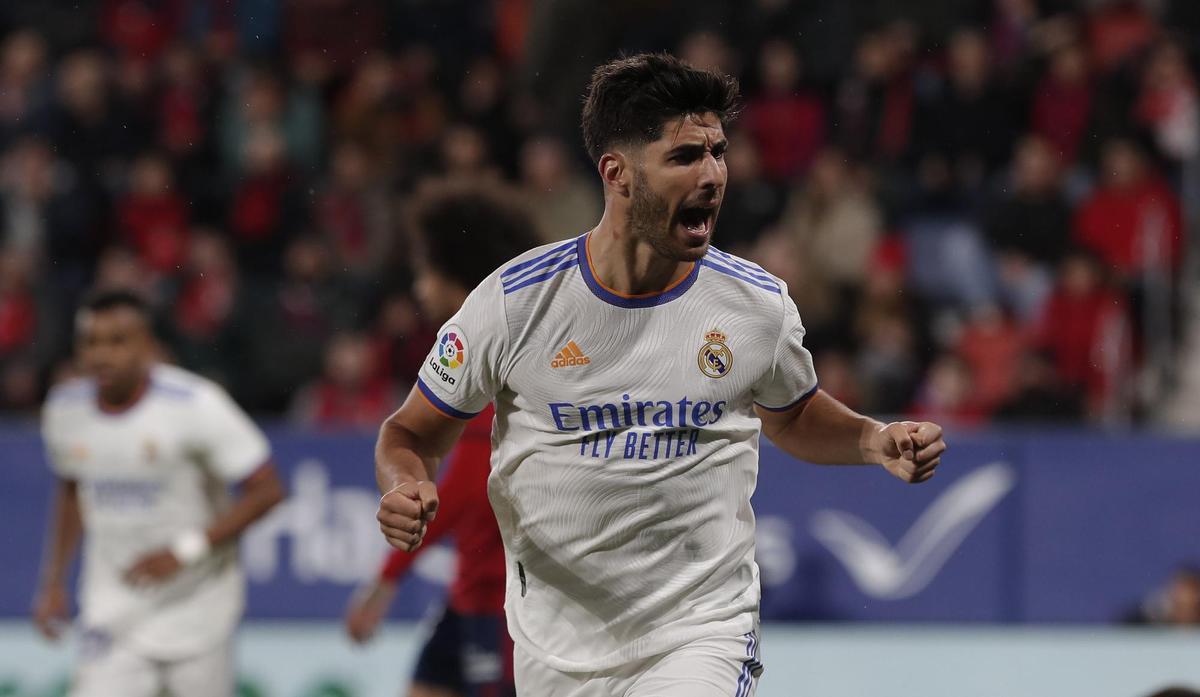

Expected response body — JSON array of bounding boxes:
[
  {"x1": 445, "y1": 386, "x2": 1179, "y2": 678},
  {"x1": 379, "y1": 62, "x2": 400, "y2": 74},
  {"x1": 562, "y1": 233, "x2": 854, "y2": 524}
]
[{"x1": 345, "y1": 183, "x2": 539, "y2": 697}]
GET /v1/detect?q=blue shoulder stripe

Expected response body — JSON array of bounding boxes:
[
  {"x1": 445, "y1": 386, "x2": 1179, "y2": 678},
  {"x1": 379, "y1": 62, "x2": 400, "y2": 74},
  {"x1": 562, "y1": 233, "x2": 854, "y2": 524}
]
[
  {"x1": 416, "y1": 378, "x2": 479, "y2": 419},
  {"x1": 500, "y1": 240, "x2": 576, "y2": 279},
  {"x1": 700, "y1": 259, "x2": 781, "y2": 293},
  {"x1": 503, "y1": 255, "x2": 577, "y2": 294},
  {"x1": 502, "y1": 249, "x2": 577, "y2": 289},
  {"x1": 150, "y1": 381, "x2": 195, "y2": 400},
  {"x1": 708, "y1": 248, "x2": 776, "y2": 283}
]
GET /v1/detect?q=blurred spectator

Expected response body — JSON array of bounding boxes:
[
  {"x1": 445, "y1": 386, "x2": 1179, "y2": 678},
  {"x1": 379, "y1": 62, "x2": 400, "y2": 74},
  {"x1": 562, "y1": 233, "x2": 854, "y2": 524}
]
[
  {"x1": 439, "y1": 122, "x2": 501, "y2": 182},
  {"x1": 908, "y1": 353, "x2": 988, "y2": 427},
  {"x1": 242, "y1": 236, "x2": 354, "y2": 411},
  {"x1": 850, "y1": 237, "x2": 928, "y2": 414},
  {"x1": 834, "y1": 25, "x2": 917, "y2": 164},
  {"x1": 812, "y1": 349, "x2": 863, "y2": 412},
  {"x1": 954, "y1": 304, "x2": 1027, "y2": 413},
  {"x1": 102, "y1": 0, "x2": 181, "y2": 66},
  {"x1": 284, "y1": 0, "x2": 385, "y2": 78},
  {"x1": 116, "y1": 152, "x2": 190, "y2": 275},
  {"x1": 0, "y1": 250, "x2": 37, "y2": 359},
  {"x1": 366, "y1": 291, "x2": 434, "y2": 387},
  {"x1": 49, "y1": 49, "x2": 140, "y2": 182},
  {"x1": 0, "y1": 137, "x2": 107, "y2": 294},
  {"x1": 315, "y1": 139, "x2": 393, "y2": 279},
  {"x1": 983, "y1": 134, "x2": 1072, "y2": 322},
  {"x1": 459, "y1": 55, "x2": 518, "y2": 174},
  {"x1": 994, "y1": 349, "x2": 1084, "y2": 423},
  {"x1": 1035, "y1": 251, "x2": 1131, "y2": 421},
  {"x1": 169, "y1": 229, "x2": 242, "y2": 384},
  {"x1": 1031, "y1": 41, "x2": 1093, "y2": 166},
  {"x1": 218, "y1": 67, "x2": 322, "y2": 175},
  {"x1": 1085, "y1": 0, "x2": 1158, "y2": 74},
  {"x1": 677, "y1": 30, "x2": 737, "y2": 76},
  {"x1": 1073, "y1": 138, "x2": 1182, "y2": 279},
  {"x1": 759, "y1": 148, "x2": 882, "y2": 342},
  {"x1": 716, "y1": 130, "x2": 785, "y2": 253},
  {"x1": 744, "y1": 39, "x2": 826, "y2": 182},
  {"x1": 988, "y1": 0, "x2": 1041, "y2": 77},
  {"x1": 913, "y1": 27, "x2": 1015, "y2": 195},
  {"x1": 290, "y1": 331, "x2": 397, "y2": 429},
  {"x1": 517, "y1": 134, "x2": 601, "y2": 243},
  {"x1": 1135, "y1": 40, "x2": 1200, "y2": 166},
  {"x1": 0, "y1": 30, "x2": 49, "y2": 148},
  {"x1": 227, "y1": 125, "x2": 308, "y2": 277}
]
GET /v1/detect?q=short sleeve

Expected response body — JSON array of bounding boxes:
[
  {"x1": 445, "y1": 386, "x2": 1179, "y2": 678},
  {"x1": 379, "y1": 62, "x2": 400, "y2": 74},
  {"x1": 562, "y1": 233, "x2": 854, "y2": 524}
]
[
  {"x1": 41, "y1": 401, "x2": 74, "y2": 479},
  {"x1": 191, "y1": 383, "x2": 271, "y2": 482},
  {"x1": 416, "y1": 274, "x2": 507, "y2": 419},
  {"x1": 752, "y1": 288, "x2": 819, "y2": 411}
]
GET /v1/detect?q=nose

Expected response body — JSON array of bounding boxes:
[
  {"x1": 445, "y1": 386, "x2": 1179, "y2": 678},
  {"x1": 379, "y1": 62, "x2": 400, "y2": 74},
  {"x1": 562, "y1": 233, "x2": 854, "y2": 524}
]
[{"x1": 697, "y1": 152, "x2": 723, "y2": 196}]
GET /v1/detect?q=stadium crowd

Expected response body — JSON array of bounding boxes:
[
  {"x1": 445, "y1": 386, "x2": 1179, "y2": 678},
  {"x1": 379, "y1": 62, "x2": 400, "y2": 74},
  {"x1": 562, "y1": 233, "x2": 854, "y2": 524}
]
[{"x1": 0, "y1": 0, "x2": 1196, "y2": 427}]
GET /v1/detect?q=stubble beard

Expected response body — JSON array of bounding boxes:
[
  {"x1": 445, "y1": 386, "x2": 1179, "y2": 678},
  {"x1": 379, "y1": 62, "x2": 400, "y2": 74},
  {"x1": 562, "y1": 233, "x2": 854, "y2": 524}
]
[{"x1": 628, "y1": 169, "x2": 689, "y2": 262}]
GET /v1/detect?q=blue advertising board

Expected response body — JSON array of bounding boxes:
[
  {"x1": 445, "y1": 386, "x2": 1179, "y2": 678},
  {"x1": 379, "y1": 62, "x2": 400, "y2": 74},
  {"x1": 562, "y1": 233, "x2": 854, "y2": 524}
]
[{"x1": 2, "y1": 425, "x2": 1197, "y2": 623}]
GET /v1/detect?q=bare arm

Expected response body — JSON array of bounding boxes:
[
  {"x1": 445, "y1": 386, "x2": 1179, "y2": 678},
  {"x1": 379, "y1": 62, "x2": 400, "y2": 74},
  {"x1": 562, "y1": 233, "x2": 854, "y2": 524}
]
[
  {"x1": 375, "y1": 386, "x2": 470, "y2": 551},
  {"x1": 33, "y1": 479, "x2": 81, "y2": 640},
  {"x1": 756, "y1": 389, "x2": 946, "y2": 483}
]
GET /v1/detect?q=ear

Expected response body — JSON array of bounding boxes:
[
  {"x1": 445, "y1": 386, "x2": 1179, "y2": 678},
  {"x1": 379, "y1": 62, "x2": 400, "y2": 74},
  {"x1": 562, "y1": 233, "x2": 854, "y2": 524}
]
[{"x1": 598, "y1": 152, "x2": 631, "y2": 198}]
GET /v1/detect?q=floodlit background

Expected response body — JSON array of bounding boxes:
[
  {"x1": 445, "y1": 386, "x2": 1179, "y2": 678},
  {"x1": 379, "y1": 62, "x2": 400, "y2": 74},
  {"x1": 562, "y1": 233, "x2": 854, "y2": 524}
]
[{"x1": 1, "y1": 0, "x2": 1199, "y2": 695}]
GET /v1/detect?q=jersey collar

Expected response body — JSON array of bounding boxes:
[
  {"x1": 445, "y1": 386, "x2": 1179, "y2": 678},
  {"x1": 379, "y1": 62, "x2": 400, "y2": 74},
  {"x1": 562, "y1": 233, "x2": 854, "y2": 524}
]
[{"x1": 576, "y1": 233, "x2": 701, "y2": 309}]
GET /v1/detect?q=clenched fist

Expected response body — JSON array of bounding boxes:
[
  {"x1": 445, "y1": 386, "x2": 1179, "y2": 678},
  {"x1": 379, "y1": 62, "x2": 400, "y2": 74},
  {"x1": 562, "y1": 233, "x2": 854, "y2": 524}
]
[
  {"x1": 378, "y1": 480, "x2": 439, "y2": 551},
  {"x1": 871, "y1": 421, "x2": 946, "y2": 484}
]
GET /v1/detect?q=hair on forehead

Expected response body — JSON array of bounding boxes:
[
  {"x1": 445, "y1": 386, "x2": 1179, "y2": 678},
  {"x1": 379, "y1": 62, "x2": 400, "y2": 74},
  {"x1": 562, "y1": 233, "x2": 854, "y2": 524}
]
[
  {"x1": 78, "y1": 288, "x2": 153, "y2": 329},
  {"x1": 581, "y1": 52, "x2": 741, "y2": 163}
]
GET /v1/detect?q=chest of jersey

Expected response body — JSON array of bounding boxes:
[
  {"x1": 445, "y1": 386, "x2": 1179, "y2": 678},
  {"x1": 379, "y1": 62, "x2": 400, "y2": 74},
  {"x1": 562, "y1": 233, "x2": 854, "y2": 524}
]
[
  {"x1": 58, "y1": 402, "x2": 199, "y2": 515},
  {"x1": 501, "y1": 281, "x2": 778, "y2": 455}
]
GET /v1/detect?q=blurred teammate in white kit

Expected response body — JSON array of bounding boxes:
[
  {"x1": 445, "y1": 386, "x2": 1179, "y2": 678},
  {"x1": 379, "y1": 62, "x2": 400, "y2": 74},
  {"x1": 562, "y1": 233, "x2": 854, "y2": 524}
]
[{"x1": 32, "y1": 289, "x2": 285, "y2": 697}]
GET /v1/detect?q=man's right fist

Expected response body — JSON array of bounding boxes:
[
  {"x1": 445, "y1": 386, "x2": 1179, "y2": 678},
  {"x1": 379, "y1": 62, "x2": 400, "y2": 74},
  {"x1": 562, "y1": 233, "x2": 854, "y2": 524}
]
[{"x1": 377, "y1": 480, "x2": 439, "y2": 551}]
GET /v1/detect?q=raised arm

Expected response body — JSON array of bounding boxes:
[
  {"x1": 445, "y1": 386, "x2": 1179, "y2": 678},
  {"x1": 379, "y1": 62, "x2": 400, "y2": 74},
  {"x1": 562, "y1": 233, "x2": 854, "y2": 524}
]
[
  {"x1": 375, "y1": 385, "x2": 472, "y2": 552},
  {"x1": 32, "y1": 478, "x2": 82, "y2": 640},
  {"x1": 756, "y1": 390, "x2": 946, "y2": 483}
]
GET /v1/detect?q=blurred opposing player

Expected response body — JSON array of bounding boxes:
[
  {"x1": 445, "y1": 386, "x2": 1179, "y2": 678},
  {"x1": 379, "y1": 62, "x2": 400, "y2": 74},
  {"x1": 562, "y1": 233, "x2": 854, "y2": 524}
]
[
  {"x1": 345, "y1": 184, "x2": 538, "y2": 697},
  {"x1": 377, "y1": 53, "x2": 947, "y2": 696},
  {"x1": 33, "y1": 290, "x2": 285, "y2": 697}
]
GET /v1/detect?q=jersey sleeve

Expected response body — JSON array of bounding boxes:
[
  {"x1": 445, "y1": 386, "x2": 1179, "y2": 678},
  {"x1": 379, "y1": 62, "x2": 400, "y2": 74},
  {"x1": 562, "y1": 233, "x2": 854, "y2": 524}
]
[
  {"x1": 415, "y1": 274, "x2": 507, "y2": 419},
  {"x1": 752, "y1": 287, "x2": 819, "y2": 412},
  {"x1": 40, "y1": 399, "x2": 74, "y2": 479},
  {"x1": 191, "y1": 383, "x2": 272, "y2": 482}
]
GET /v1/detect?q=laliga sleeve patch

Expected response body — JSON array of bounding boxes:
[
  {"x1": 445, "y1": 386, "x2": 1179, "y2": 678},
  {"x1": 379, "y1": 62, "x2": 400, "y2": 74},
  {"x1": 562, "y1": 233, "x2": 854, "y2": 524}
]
[{"x1": 423, "y1": 325, "x2": 468, "y2": 394}]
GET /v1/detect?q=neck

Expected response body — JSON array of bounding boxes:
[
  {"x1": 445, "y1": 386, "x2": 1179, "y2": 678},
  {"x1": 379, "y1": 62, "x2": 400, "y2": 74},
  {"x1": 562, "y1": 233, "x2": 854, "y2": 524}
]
[
  {"x1": 98, "y1": 372, "x2": 149, "y2": 413},
  {"x1": 587, "y1": 208, "x2": 694, "y2": 296}
]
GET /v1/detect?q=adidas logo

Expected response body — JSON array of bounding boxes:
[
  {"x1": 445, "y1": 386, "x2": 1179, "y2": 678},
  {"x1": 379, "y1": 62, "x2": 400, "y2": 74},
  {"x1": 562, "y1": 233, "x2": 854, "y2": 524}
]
[{"x1": 551, "y1": 341, "x2": 591, "y2": 368}]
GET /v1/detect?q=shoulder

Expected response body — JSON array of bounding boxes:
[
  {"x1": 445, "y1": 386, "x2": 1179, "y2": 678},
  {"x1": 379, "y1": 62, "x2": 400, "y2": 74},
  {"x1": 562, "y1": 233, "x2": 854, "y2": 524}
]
[
  {"x1": 43, "y1": 377, "x2": 95, "y2": 421},
  {"x1": 699, "y1": 246, "x2": 785, "y2": 304},
  {"x1": 148, "y1": 364, "x2": 209, "y2": 401},
  {"x1": 495, "y1": 236, "x2": 581, "y2": 297}
]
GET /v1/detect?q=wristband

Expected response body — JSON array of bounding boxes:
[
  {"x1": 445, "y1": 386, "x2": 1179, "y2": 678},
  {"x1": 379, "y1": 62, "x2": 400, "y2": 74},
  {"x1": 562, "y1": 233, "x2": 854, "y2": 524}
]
[{"x1": 170, "y1": 529, "x2": 211, "y2": 565}]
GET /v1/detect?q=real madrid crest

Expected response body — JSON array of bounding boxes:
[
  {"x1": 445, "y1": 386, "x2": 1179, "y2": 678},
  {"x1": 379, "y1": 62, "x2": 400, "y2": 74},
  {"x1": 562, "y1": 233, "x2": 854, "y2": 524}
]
[{"x1": 698, "y1": 329, "x2": 733, "y2": 379}]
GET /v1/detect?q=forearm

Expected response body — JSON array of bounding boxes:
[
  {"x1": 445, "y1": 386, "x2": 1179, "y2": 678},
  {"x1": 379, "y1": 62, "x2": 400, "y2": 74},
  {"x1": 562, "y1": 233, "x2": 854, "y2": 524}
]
[
  {"x1": 40, "y1": 481, "x2": 82, "y2": 587},
  {"x1": 375, "y1": 419, "x2": 440, "y2": 495},
  {"x1": 205, "y1": 465, "x2": 285, "y2": 548},
  {"x1": 761, "y1": 390, "x2": 885, "y2": 466}
]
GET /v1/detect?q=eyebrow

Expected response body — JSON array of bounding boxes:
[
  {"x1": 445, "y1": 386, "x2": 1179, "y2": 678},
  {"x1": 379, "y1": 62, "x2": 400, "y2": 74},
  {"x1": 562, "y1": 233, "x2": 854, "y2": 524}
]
[{"x1": 665, "y1": 139, "x2": 728, "y2": 158}]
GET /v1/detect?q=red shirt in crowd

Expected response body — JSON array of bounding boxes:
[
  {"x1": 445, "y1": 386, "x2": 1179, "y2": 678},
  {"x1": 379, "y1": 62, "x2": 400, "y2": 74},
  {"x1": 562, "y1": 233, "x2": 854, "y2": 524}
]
[
  {"x1": 1074, "y1": 177, "x2": 1182, "y2": 276},
  {"x1": 379, "y1": 406, "x2": 505, "y2": 614}
]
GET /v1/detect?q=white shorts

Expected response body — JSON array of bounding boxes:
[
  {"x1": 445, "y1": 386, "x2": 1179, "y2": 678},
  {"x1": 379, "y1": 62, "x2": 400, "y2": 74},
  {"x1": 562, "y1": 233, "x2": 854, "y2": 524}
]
[
  {"x1": 71, "y1": 632, "x2": 234, "y2": 697},
  {"x1": 515, "y1": 630, "x2": 763, "y2": 697}
]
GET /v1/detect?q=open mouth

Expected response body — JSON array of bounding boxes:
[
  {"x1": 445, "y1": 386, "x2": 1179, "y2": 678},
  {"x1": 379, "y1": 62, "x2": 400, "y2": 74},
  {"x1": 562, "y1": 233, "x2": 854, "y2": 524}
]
[{"x1": 676, "y1": 204, "x2": 717, "y2": 238}]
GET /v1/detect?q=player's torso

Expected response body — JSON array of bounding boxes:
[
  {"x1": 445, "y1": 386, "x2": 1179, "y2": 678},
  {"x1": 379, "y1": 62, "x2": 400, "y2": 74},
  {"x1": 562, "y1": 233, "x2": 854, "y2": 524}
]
[
  {"x1": 51, "y1": 386, "x2": 218, "y2": 563},
  {"x1": 486, "y1": 253, "x2": 781, "y2": 623}
]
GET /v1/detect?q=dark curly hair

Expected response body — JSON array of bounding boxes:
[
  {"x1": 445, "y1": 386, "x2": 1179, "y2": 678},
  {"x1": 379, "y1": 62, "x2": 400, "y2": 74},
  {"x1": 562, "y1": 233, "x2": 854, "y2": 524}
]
[
  {"x1": 411, "y1": 182, "x2": 541, "y2": 291},
  {"x1": 581, "y1": 52, "x2": 741, "y2": 164}
]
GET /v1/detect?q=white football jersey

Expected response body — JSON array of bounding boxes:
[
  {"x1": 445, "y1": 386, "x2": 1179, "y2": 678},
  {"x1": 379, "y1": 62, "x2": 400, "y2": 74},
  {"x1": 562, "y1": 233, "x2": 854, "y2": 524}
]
[
  {"x1": 42, "y1": 364, "x2": 270, "y2": 659},
  {"x1": 417, "y1": 233, "x2": 817, "y2": 671}
]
